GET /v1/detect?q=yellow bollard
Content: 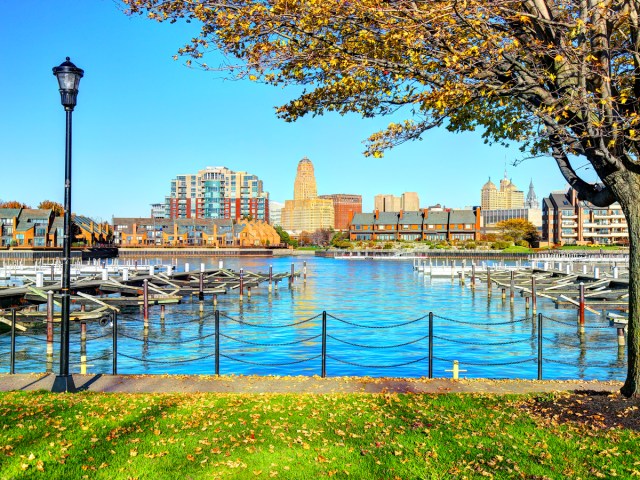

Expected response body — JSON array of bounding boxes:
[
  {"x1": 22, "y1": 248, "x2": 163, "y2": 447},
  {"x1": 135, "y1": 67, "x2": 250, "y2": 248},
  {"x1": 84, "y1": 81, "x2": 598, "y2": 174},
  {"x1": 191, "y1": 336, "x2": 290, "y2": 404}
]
[{"x1": 445, "y1": 360, "x2": 466, "y2": 380}]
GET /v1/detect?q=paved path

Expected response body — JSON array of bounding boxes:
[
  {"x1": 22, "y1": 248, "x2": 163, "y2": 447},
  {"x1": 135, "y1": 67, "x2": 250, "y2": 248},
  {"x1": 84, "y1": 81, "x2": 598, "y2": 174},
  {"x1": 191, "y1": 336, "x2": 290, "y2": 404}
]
[{"x1": 0, "y1": 373, "x2": 623, "y2": 394}]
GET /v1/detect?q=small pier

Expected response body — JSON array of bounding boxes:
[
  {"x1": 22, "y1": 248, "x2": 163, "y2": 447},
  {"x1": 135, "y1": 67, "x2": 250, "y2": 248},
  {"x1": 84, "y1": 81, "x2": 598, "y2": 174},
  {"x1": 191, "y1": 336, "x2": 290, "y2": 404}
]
[{"x1": 0, "y1": 263, "x2": 299, "y2": 327}]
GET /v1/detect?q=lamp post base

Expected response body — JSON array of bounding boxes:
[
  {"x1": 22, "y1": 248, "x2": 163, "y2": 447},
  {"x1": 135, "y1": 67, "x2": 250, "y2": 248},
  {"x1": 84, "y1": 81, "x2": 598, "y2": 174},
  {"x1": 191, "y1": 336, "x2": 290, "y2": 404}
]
[{"x1": 52, "y1": 374, "x2": 76, "y2": 393}]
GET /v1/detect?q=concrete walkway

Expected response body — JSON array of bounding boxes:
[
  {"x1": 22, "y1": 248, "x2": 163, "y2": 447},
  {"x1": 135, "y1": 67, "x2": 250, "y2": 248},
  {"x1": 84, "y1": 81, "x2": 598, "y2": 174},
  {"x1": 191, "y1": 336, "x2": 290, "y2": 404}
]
[{"x1": 0, "y1": 373, "x2": 623, "y2": 394}]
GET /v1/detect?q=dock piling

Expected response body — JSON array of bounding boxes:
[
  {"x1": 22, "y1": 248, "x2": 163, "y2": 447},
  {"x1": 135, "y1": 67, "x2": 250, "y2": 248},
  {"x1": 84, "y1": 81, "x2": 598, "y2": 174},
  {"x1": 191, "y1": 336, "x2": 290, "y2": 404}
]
[
  {"x1": 510, "y1": 271, "x2": 515, "y2": 303},
  {"x1": 531, "y1": 277, "x2": 537, "y2": 314},
  {"x1": 578, "y1": 282, "x2": 585, "y2": 334},
  {"x1": 471, "y1": 264, "x2": 475, "y2": 289},
  {"x1": 143, "y1": 279, "x2": 149, "y2": 329}
]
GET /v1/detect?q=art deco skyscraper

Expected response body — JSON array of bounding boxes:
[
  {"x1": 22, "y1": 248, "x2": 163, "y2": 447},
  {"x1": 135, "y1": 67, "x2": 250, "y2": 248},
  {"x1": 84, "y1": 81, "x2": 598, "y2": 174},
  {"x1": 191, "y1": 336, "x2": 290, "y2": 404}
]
[
  {"x1": 293, "y1": 158, "x2": 318, "y2": 201},
  {"x1": 281, "y1": 158, "x2": 334, "y2": 232}
]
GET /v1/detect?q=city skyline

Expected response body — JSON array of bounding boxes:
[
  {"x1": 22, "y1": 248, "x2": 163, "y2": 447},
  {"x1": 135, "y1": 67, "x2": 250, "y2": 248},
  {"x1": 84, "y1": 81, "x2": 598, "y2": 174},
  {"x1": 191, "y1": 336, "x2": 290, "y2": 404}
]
[{"x1": 0, "y1": 1, "x2": 599, "y2": 222}]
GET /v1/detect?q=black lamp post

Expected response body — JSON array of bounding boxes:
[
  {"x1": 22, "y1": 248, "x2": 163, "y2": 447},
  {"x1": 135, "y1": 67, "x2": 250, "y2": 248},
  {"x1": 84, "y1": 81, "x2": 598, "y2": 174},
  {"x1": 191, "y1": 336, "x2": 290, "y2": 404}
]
[{"x1": 52, "y1": 57, "x2": 84, "y2": 393}]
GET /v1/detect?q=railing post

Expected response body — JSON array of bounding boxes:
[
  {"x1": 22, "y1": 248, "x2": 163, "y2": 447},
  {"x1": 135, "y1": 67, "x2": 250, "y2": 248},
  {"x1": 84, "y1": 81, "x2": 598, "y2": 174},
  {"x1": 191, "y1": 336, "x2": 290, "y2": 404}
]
[
  {"x1": 112, "y1": 311, "x2": 118, "y2": 375},
  {"x1": 80, "y1": 321, "x2": 87, "y2": 374},
  {"x1": 10, "y1": 309, "x2": 16, "y2": 375},
  {"x1": 47, "y1": 290, "x2": 54, "y2": 371},
  {"x1": 199, "y1": 272, "x2": 204, "y2": 301},
  {"x1": 215, "y1": 310, "x2": 220, "y2": 376},
  {"x1": 428, "y1": 312, "x2": 433, "y2": 379},
  {"x1": 537, "y1": 313, "x2": 543, "y2": 380},
  {"x1": 321, "y1": 311, "x2": 327, "y2": 378}
]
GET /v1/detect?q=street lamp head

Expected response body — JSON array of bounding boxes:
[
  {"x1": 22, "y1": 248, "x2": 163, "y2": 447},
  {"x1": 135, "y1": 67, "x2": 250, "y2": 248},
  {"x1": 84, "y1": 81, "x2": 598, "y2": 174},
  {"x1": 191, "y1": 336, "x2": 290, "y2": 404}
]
[{"x1": 52, "y1": 57, "x2": 84, "y2": 111}]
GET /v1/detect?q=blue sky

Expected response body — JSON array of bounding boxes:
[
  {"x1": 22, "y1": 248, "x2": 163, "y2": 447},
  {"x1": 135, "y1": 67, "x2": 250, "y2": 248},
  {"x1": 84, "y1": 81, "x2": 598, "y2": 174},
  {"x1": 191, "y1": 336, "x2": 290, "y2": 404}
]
[{"x1": 0, "y1": 0, "x2": 596, "y2": 222}]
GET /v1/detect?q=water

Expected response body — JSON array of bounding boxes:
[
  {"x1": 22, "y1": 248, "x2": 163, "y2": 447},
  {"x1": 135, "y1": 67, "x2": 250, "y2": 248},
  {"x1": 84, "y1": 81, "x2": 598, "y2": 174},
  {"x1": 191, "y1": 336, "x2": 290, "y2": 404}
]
[{"x1": 0, "y1": 256, "x2": 627, "y2": 380}]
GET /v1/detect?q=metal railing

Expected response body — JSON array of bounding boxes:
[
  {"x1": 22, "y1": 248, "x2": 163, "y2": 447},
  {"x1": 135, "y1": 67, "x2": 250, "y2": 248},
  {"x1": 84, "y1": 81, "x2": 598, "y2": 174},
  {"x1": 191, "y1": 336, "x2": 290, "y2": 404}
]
[{"x1": 0, "y1": 308, "x2": 626, "y2": 380}]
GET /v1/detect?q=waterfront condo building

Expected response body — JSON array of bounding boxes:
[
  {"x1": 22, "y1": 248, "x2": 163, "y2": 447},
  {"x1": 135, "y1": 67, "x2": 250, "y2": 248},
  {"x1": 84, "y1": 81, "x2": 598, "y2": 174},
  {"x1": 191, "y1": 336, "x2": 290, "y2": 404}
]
[
  {"x1": 318, "y1": 194, "x2": 362, "y2": 230},
  {"x1": 112, "y1": 217, "x2": 280, "y2": 247},
  {"x1": 349, "y1": 208, "x2": 481, "y2": 242},
  {"x1": 165, "y1": 166, "x2": 269, "y2": 222},
  {"x1": 542, "y1": 188, "x2": 628, "y2": 245},
  {"x1": 0, "y1": 208, "x2": 110, "y2": 247},
  {"x1": 280, "y1": 158, "x2": 334, "y2": 233}
]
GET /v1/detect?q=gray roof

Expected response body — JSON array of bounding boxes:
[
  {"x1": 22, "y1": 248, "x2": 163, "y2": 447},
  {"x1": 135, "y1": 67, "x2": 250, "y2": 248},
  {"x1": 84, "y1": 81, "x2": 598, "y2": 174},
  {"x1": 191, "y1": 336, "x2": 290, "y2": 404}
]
[
  {"x1": 0, "y1": 208, "x2": 21, "y2": 219},
  {"x1": 16, "y1": 209, "x2": 52, "y2": 232},
  {"x1": 449, "y1": 210, "x2": 476, "y2": 224},
  {"x1": 350, "y1": 213, "x2": 374, "y2": 226},
  {"x1": 373, "y1": 212, "x2": 399, "y2": 225},
  {"x1": 424, "y1": 211, "x2": 449, "y2": 225},
  {"x1": 398, "y1": 211, "x2": 424, "y2": 225}
]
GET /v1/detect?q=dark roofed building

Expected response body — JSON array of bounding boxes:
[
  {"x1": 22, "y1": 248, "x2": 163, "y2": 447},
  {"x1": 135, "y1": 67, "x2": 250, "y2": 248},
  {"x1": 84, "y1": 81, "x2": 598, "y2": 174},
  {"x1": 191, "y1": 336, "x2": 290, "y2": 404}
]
[{"x1": 349, "y1": 209, "x2": 481, "y2": 242}]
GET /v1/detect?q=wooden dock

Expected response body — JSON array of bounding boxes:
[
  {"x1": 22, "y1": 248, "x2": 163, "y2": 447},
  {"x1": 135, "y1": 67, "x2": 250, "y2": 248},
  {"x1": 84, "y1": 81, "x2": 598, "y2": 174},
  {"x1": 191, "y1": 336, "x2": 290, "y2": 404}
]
[{"x1": 0, "y1": 266, "x2": 299, "y2": 328}]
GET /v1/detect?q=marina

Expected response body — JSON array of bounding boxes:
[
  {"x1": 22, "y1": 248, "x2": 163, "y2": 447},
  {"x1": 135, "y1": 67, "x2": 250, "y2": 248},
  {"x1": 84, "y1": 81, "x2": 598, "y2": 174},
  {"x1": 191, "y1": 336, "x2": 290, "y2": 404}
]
[{"x1": 0, "y1": 255, "x2": 631, "y2": 381}]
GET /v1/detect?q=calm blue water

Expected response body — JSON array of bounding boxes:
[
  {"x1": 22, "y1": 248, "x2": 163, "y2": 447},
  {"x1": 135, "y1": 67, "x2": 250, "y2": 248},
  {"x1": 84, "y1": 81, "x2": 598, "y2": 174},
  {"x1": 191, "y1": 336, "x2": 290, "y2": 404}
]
[{"x1": 0, "y1": 256, "x2": 627, "y2": 380}]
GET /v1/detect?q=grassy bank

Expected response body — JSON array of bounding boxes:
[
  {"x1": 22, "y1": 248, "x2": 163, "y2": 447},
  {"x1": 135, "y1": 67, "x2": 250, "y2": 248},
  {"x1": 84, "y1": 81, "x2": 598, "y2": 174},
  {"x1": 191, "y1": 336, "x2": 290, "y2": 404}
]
[{"x1": 0, "y1": 391, "x2": 637, "y2": 479}]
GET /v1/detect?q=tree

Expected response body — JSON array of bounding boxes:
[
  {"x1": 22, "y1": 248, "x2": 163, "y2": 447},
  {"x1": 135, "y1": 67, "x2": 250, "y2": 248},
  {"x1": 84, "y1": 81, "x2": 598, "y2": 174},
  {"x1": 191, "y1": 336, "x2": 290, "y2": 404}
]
[
  {"x1": 275, "y1": 225, "x2": 296, "y2": 247},
  {"x1": 298, "y1": 231, "x2": 312, "y2": 246},
  {"x1": 125, "y1": 0, "x2": 640, "y2": 396},
  {"x1": 38, "y1": 200, "x2": 64, "y2": 216},
  {"x1": 0, "y1": 201, "x2": 30, "y2": 209},
  {"x1": 310, "y1": 228, "x2": 334, "y2": 246},
  {"x1": 496, "y1": 218, "x2": 539, "y2": 245}
]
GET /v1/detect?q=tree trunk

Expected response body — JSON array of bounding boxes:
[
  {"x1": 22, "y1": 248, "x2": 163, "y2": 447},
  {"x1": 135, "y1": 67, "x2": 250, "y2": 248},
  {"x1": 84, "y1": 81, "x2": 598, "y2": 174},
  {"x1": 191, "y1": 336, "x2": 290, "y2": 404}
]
[{"x1": 616, "y1": 174, "x2": 640, "y2": 397}]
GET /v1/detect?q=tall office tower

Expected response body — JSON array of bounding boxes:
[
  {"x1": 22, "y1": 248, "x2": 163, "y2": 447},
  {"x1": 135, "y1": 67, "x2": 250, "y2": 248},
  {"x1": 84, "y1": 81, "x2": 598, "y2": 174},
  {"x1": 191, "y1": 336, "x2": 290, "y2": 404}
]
[
  {"x1": 401, "y1": 192, "x2": 420, "y2": 211},
  {"x1": 166, "y1": 166, "x2": 269, "y2": 222},
  {"x1": 281, "y1": 158, "x2": 335, "y2": 232},
  {"x1": 480, "y1": 171, "x2": 525, "y2": 210},
  {"x1": 319, "y1": 194, "x2": 362, "y2": 230},
  {"x1": 374, "y1": 194, "x2": 401, "y2": 212}
]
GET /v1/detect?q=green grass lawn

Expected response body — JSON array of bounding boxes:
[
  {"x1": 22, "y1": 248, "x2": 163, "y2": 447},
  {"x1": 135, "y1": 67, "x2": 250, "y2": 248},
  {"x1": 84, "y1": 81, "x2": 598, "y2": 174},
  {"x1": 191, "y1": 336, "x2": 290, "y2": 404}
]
[
  {"x1": 500, "y1": 246, "x2": 533, "y2": 253},
  {"x1": 0, "y1": 391, "x2": 637, "y2": 479}
]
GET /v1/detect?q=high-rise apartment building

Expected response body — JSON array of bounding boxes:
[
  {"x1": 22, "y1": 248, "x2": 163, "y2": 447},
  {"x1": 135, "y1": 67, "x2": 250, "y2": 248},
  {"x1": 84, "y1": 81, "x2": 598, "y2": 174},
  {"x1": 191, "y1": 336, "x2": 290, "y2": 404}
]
[
  {"x1": 374, "y1": 192, "x2": 419, "y2": 212},
  {"x1": 280, "y1": 158, "x2": 334, "y2": 233},
  {"x1": 542, "y1": 188, "x2": 628, "y2": 245},
  {"x1": 481, "y1": 172, "x2": 525, "y2": 210},
  {"x1": 165, "y1": 166, "x2": 269, "y2": 222},
  {"x1": 269, "y1": 201, "x2": 284, "y2": 227},
  {"x1": 319, "y1": 194, "x2": 362, "y2": 230}
]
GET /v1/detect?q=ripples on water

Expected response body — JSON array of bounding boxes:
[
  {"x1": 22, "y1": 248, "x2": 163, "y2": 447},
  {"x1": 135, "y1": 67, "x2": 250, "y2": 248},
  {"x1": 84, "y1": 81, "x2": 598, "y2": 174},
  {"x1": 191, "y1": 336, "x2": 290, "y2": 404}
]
[{"x1": 0, "y1": 256, "x2": 627, "y2": 381}]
